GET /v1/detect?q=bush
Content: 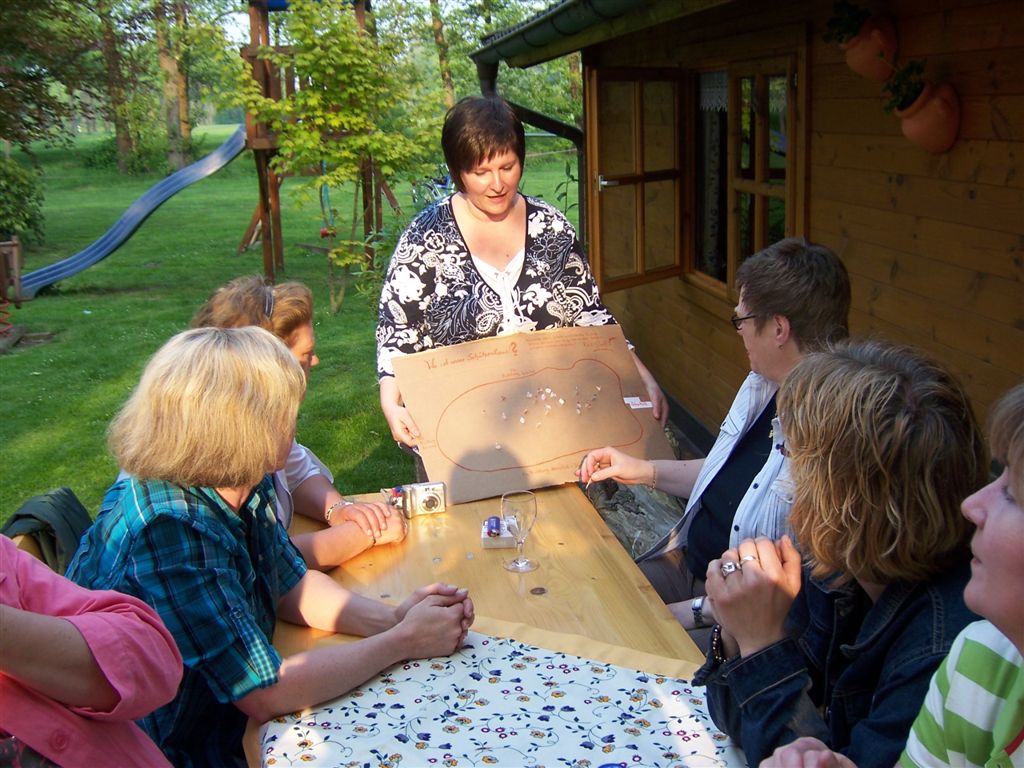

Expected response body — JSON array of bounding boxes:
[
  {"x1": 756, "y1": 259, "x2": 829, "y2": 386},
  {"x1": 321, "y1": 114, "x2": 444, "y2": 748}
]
[
  {"x1": 0, "y1": 157, "x2": 44, "y2": 242},
  {"x1": 82, "y1": 135, "x2": 169, "y2": 175}
]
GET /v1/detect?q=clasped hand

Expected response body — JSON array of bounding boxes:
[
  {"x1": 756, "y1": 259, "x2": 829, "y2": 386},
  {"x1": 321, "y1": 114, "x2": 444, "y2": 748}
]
[
  {"x1": 395, "y1": 583, "x2": 475, "y2": 658},
  {"x1": 706, "y1": 535, "x2": 802, "y2": 658}
]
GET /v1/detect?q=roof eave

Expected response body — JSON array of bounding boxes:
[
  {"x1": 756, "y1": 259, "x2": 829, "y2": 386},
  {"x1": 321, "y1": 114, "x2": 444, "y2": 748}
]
[{"x1": 471, "y1": 0, "x2": 737, "y2": 69}]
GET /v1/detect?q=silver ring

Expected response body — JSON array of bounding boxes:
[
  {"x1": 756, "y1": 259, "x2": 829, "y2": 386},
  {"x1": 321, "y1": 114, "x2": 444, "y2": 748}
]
[
  {"x1": 740, "y1": 554, "x2": 759, "y2": 563},
  {"x1": 720, "y1": 561, "x2": 741, "y2": 577}
]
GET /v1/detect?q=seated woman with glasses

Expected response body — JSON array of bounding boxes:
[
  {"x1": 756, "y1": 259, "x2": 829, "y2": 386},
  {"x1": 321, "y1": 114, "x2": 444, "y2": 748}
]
[
  {"x1": 193, "y1": 276, "x2": 406, "y2": 570},
  {"x1": 67, "y1": 327, "x2": 473, "y2": 767},
  {"x1": 695, "y1": 339, "x2": 986, "y2": 767},
  {"x1": 579, "y1": 238, "x2": 850, "y2": 649}
]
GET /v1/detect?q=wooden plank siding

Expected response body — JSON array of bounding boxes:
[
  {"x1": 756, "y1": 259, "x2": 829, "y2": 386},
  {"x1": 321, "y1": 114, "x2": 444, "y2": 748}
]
[{"x1": 585, "y1": 0, "x2": 1022, "y2": 433}]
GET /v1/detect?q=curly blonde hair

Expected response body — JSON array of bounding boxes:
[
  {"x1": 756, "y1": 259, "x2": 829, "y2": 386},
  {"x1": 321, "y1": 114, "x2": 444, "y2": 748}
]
[
  {"x1": 989, "y1": 383, "x2": 1024, "y2": 502},
  {"x1": 780, "y1": 339, "x2": 987, "y2": 585},
  {"x1": 110, "y1": 327, "x2": 305, "y2": 489},
  {"x1": 191, "y1": 275, "x2": 313, "y2": 348}
]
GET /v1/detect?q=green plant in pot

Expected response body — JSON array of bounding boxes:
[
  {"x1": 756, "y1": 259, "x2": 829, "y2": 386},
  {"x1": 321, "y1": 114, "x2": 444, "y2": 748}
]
[
  {"x1": 882, "y1": 59, "x2": 926, "y2": 113},
  {"x1": 883, "y1": 59, "x2": 960, "y2": 154},
  {"x1": 824, "y1": 1, "x2": 899, "y2": 81},
  {"x1": 823, "y1": 0, "x2": 871, "y2": 45}
]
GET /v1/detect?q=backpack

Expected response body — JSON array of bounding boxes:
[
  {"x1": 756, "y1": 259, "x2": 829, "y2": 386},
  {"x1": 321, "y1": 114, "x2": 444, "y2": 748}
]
[{"x1": 1, "y1": 487, "x2": 93, "y2": 573}]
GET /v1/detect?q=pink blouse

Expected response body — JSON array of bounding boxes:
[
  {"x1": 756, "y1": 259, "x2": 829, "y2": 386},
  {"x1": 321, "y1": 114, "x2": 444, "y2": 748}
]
[{"x1": 0, "y1": 535, "x2": 183, "y2": 767}]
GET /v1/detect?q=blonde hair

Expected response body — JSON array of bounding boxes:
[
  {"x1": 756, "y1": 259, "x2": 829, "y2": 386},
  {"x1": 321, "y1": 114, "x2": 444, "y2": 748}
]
[
  {"x1": 989, "y1": 383, "x2": 1024, "y2": 502},
  {"x1": 110, "y1": 327, "x2": 305, "y2": 489},
  {"x1": 780, "y1": 339, "x2": 987, "y2": 585},
  {"x1": 191, "y1": 275, "x2": 313, "y2": 348}
]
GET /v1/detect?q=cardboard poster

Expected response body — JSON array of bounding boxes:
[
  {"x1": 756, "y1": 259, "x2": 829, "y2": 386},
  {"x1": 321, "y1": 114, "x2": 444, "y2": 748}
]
[{"x1": 392, "y1": 325, "x2": 674, "y2": 503}]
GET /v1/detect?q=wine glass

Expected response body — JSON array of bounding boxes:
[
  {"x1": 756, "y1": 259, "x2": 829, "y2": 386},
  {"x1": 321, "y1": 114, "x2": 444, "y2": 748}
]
[{"x1": 502, "y1": 490, "x2": 538, "y2": 572}]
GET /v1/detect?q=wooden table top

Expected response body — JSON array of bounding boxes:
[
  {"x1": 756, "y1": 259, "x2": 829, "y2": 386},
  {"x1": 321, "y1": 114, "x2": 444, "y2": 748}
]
[{"x1": 273, "y1": 483, "x2": 702, "y2": 666}]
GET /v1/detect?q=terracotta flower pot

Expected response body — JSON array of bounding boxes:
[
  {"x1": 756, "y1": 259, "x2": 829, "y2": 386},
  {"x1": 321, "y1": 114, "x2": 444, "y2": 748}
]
[
  {"x1": 895, "y1": 81, "x2": 961, "y2": 154},
  {"x1": 841, "y1": 16, "x2": 898, "y2": 81}
]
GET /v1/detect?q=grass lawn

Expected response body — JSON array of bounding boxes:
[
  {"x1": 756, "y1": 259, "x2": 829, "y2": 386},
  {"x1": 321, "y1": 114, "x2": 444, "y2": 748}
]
[{"x1": 0, "y1": 126, "x2": 578, "y2": 524}]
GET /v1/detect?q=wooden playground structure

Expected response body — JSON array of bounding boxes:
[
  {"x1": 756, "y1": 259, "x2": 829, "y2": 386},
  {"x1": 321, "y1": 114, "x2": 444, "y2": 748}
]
[{"x1": 239, "y1": 0, "x2": 399, "y2": 283}]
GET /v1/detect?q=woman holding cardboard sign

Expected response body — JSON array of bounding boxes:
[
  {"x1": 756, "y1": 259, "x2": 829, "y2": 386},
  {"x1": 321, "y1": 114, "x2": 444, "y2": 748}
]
[{"x1": 376, "y1": 95, "x2": 666, "y2": 449}]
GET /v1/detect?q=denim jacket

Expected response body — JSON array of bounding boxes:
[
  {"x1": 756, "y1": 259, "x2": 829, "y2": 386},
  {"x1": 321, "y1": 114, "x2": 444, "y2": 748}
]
[{"x1": 693, "y1": 557, "x2": 977, "y2": 767}]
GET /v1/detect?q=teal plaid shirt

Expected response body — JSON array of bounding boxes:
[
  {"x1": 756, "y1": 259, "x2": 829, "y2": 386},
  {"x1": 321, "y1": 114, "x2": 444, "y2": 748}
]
[{"x1": 67, "y1": 475, "x2": 307, "y2": 767}]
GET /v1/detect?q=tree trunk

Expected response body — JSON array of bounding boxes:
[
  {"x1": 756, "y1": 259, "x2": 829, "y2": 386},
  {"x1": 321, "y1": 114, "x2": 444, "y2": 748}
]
[
  {"x1": 98, "y1": 4, "x2": 134, "y2": 173},
  {"x1": 428, "y1": 0, "x2": 455, "y2": 108},
  {"x1": 155, "y1": 1, "x2": 192, "y2": 169},
  {"x1": 155, "y1": 1, "x2": 184, "y2": 169},
  {"x1": 174, "y1": 2, "x2": 191, "y2": 158}
]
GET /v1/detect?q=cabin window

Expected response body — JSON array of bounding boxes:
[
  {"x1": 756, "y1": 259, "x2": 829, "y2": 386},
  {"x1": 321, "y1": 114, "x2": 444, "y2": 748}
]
[
  {"x1": 693, "y1": 59, "x2": 796, "y2": 290},
  {"x1": 586, "y1": 55, "x2": 799, "y2": 294}
]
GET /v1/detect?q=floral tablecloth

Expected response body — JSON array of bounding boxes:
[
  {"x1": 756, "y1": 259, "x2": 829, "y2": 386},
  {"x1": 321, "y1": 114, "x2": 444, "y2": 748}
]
[{"x1": 259, "y1": 630, "x2": 742, "y2": 767}]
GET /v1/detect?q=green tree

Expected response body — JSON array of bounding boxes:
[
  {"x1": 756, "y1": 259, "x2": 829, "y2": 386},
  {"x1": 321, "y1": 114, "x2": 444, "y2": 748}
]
[
  {"x1": 0, "y1": 0, "x2": 101, "y2": 152},
  {"x1": 241, "y1": 0, "x2": 439, "y2": 307}
]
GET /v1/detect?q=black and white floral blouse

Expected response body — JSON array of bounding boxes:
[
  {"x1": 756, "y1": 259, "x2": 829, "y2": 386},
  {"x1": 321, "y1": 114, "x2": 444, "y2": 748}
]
[{"x1": 376, "y1": 194, "x2": 618, "y2": 378}]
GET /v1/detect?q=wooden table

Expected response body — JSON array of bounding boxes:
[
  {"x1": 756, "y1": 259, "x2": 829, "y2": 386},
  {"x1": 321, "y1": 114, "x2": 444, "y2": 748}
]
[
  {"x1": 273, "y1": 483, "x2": 702, "y2": 666},
  {"x1": 247, "y1": 485, "x2": 715, "y2": 767}
]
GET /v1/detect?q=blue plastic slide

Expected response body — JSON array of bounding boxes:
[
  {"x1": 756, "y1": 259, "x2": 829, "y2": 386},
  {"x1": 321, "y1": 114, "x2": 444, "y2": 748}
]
[{"x1": 21, "y1": 126, "x2": 247, "y2": 299}]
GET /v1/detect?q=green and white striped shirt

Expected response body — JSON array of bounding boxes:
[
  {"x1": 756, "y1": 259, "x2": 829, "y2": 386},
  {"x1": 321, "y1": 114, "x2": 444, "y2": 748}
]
[{"x1": 901, "y1": 620, "x2": 1024, "y2": 768}]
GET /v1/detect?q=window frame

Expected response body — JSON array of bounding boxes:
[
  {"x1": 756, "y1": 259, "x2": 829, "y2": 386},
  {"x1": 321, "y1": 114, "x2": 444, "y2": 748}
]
[
  {"x1": 584, "y1": 28, "x2": 808, "y2": 300},
  {"x1": 584, "y1": 67, "x2": 687, "y2": 293}
]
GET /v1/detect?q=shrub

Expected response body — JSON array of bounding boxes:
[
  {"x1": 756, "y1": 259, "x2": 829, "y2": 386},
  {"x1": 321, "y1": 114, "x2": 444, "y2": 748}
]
[
  {"x1": 81, "y1": 133, "x2": 190, "y2": 176},
  {"x1": 0, "y1": 157, "x2": 45, "y2": 242}
]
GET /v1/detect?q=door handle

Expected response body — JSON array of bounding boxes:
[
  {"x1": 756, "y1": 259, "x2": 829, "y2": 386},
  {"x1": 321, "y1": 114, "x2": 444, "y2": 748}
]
[{"x1": 597, "y1": 174, "x2": 619, "y2": 192}]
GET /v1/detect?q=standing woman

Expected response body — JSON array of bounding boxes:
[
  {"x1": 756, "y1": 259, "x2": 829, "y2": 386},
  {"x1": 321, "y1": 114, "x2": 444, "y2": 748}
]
[
  {"x1": 696, "y1": 340, "x2": 987, "y2": 767},
  {"x1": 376, "y1": 95, "x2": 666, "y2": 449}
]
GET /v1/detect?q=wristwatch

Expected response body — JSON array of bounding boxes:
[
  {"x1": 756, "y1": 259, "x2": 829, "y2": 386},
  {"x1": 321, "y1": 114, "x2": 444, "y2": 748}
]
[{"x1": 691, "y1": 596, "x2": 707, "y2": 628}]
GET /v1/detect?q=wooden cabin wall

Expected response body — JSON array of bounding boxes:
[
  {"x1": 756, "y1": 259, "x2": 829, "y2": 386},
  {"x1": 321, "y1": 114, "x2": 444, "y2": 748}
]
[{"x1": 587, "y1": 0, "x2": 1023, "y2": 434}]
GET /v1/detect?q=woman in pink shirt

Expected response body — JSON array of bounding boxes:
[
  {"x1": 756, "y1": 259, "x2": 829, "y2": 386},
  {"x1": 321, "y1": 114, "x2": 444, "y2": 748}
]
[{"x1": 0, "y1": 535, "x2": 183, "y2": 767}]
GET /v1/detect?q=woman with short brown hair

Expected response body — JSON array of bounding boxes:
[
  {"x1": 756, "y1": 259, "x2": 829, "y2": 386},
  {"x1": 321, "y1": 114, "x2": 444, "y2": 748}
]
[{"x1": 696, "y1": 339, "x2": 986, "y2": 767}]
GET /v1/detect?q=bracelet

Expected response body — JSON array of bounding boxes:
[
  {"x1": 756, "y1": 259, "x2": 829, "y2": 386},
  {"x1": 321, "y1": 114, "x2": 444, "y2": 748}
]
[
  {"x1": 324, "y1": 499, "x2": 353, "y2": 524},
  {"x1": 710, "y1": 623, "x2": 728, "y2": 665},
  {"x1": 649, "y1": 461, "x2": 658, "y2": 488}
]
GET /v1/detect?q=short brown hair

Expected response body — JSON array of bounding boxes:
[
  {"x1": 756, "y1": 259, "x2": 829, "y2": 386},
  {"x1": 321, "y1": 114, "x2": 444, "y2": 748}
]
[
  {"x1": 989, "y1": 383, "x2": 1024, "y2": 502},
  {"x1": 441, "y1": 96, "x2": 525, "y2": 193},
  {"x1": 110, "y1": 327, "x2": 305, "y2": 489},
  {"x1": 780, "y1": 339, "x2": 987, "y2": 585},
  {"x1": 192, "y1": 275, "x2": 313, "y2": 348},
  {"x1": 736, "y1": 238, "x2": 850, "y2": 352}
]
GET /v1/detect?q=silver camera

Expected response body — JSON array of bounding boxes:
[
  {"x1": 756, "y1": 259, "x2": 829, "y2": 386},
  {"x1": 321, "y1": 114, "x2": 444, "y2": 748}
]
[{"x1": 382, "y1": 482, "x2": 446, "y2": 518}]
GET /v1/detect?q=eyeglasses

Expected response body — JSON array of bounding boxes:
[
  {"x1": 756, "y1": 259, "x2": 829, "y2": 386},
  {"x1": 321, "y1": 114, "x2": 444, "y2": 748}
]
[{"x1": 730, "y1": 312, "x2": 757, "y2": 330}]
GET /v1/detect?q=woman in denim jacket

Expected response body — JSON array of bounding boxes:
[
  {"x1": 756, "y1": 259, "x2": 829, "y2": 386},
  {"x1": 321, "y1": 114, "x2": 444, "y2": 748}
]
[{"x1": 694, "y1": 340, "x2": 988, "y2": 767}]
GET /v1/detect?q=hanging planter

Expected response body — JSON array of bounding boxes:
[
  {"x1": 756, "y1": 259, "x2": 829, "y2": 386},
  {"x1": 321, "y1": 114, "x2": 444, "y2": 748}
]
[
  {"x1": 895, "y1": 82, "x2": 961, "y2": 154},
  {"x1": 840, "y1": 16, "x2": 898, "y2": 81},
  {"x1": 883, "y1": 60, "x2": 960, "y2": 154}
]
